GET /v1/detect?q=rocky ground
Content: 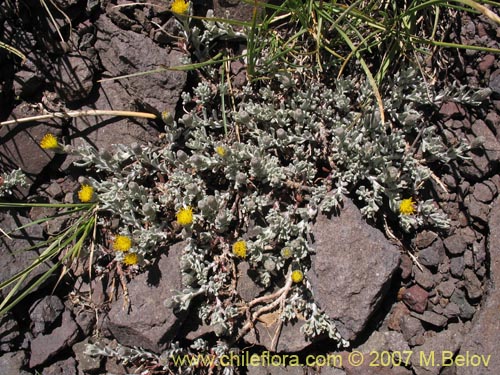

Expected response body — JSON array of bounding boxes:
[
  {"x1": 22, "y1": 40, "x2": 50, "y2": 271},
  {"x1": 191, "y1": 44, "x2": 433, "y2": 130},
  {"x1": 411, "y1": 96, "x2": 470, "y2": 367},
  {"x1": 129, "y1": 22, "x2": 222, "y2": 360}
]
[{"x1": 1, "y1": 1, "x2": 500, "y2": 374}]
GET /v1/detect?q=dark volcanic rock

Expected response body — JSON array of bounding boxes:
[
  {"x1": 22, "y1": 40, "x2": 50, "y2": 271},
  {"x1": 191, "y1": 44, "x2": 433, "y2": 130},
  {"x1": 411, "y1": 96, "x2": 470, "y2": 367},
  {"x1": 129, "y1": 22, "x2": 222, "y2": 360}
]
[
  {"x1": 29, "y1": 295, "x2": 65, "y2": 335},
  {"x1": 457, "y1": 196, "x2": 500, "y2": 374},
  {"x1": 41, "y1": 357, "x2": 77, "y2": 375},
  {"x1": 95, "y1": 15, "x2": 187, "y2": 113},
  {"x1": 308, "y1": 198, "x2": 400, "y2": 341},
  {"x1": 104, "y1": 241, "x2": 187, "y2": 353},
  {"x1": 0, "y1": 351, "x2": 30, "y2": 375},
  {"x1": 29, "y1": 309, "x2": 81, "y2": 368},
  {"x1": 53, "y1": 55, "x2": 95, "y2": 102},
  {"x1": 443, "y1": 233, "x2": 467, "y2": 255},
  {"x1": 0, "y1": 313, "x2": 20, "y2": 352},
  {"x1": 0, "y1": 104, "x2": 64, "y2": 198},
  {"x1": 0, "y1": 211, "x2": 51, "y2": 298}
]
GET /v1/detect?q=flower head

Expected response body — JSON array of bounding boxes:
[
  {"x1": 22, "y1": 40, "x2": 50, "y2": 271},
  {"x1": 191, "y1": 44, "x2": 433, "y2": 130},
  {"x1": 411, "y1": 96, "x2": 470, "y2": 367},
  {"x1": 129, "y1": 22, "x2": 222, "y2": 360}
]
[
  {"x1": 113, "y1": 235, "x2": 132, "y2": 252},
  {"x1": 40, "y1": 133, "x2": 59, "y2": 150},
  {"x1": 171, "y1": 0, "x2": 189, "y2": 14},
  {"x1": 176, "y1": 206, "x2": 194, "y2": 226},
  {"x1": 399, "y1": 198, "x2": 416, "y2": 215},
  {"x1": 215, "y1": 146, "x2": 226, "y2": 157},
  {"x1": 291, "y1": 270, "x2": 304, "y2": 283},
  {"x1": 232, "y1": 240, "x2": 247, "y2": 258},
  {"x1": 78, "y1": 184, "x2": 94, "y2": 203},
  {"x1": 281, "y1": 247, "x2": 293, "y2": 259},
  {"x1": 123, "y1": 252, "x2": 139, "y2": 266}
]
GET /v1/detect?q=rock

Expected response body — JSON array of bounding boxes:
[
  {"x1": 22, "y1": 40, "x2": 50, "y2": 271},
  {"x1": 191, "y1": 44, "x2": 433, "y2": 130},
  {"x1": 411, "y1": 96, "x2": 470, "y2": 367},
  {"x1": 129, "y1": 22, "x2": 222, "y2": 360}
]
[
  {"x1": 439, "y1": 102, "x2": 465, "y2": 120},
  {"x1": 414, "y1": 231, "x2": 438, "y2": 249},
  {"x1": 450, "y1": 289, "x2": 475, "y2": 320},
  {"x1": 472, "y1": 181, "x2": 497, "y2": 203},
  {"x1": 308, "y1": 198, "x2": 400, "y2": 341},
  {"x1": 398, "y1": 254, "x2": 413, "y2": 280},
  {"x1": 443, "y1": 234, "x2": 467, "y2": 255},
  {"x1": 245, "y1": 319, "x2": 310, "y2": 353},
  {"x1": 449, "y1": 256, "x2": 465, "y2": 278},
  {"x1": 0, "y1": 313, "x2": 20, "y2": 352},
  {"x1": 410, "y1": 311, "x2": 447, "y2": 328},
  {"x1": 457, "y1": 197, "x2": 500, "y2": 375},
  {"x1": 402, "y1": 285, "x2": 428, "y2": 314},
  {"x1": 0, "y1": 104, "x2": 64, "y2": 198},
  {"x1": 247, "y1": 363, "x2": 306, "y2": 375},
  {"x1": 74, "y1": 310, "x2": 96, "y2": 337},
  {"x1": 437, "y1": 279, "x2": 457, "y2": 298},
  {"x1": 53, "y1": 55, "x2": 95, "y2": 102},
  {"x1": 464, "y1": 195, "x2": 490, "y2": 225},
  {"x1": 104, "y1": 241, "x2": 187, "y2": 353},
  {"x1": 0, "y1": 351, "x2": 30, "y2": 375},
  {"x1": 0, "y1": 211, "x2": 51, "y2": 298},
  {"x1": 237, "y1": 262, "x2": 263, "y2": 302},
  {"x1": 62, "y1": 79, "x2": 162, "y2": 169},
  {"x1": 359, "y1": 331, "x2": 410, "y2": 353},
  {"x1": 13, "y1": 69, "x2": 43, "y2": 98},
  {"x1": 73, "y1": 339, "x2": 101, "y2": 373},
  {"x1": 41, "y1": 357, "x2": 77, "y2": 375},
  {"x1": 464, "y1": 249, "x2": 474, "y2": 267},
  {"x1": 413, "y1": 265, "x2": 435, "y2": 290},
  {"x1": 412, "y1": 323, "x2": 466, "y2": 375},
  {"x1": 387, "y1": 302, "x2": 410, "y2": 332},
  {"x1": 400, "y1": 315, "x2": 424, "y2": 343},
  {"x1": 479, "y1": 54, "x2": 495, "y2": 72},
  {"x1": 29, "y1": 309, "x2": 81, "y2": 368},
  {"x1": 471, "y1": 119, "x2": 500, "y2": 163},
  {"x1": 489, "y1": 71, "x2": 500, "y2": 94},
  {"x1": 417, "y1": 238, "x2": 445, "y2": 268},
  {"x1": 442, "y1": 302, "x2": 461, "y2": 318},
  {"x1": 29, "y1": 295, "x2": 65, "y2": 335},
  {"x1": 95, "y1": 15, "x2": 187, "y2": 114}
]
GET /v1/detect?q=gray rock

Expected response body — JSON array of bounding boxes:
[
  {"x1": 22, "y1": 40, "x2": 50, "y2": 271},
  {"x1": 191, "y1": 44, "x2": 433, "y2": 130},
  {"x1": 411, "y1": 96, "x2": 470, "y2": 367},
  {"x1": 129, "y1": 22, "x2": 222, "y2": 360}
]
[
  {"x1": 29, "y1": 295, "x2": 65, "y2": 335},
  {"x1": 0, "y1": 351, "x2": 30, "y2": 375},
  {"x1": 442, "y1": 302, "x2": 461, "y2": 318},
  {"x1": 0, "y1": 105, "x2": 64, "y2": 198},
  {"x1": 489, "y1": 72, "x2": 500, "y2": 94},
  {"x1": 245, "y1": 319, "x2": 310, "y2": 353},
  {"x1": 412, "y1": 323, "x2": 466, "y2": 375},
  {"x1": 410, "y1": 311, "x2": 448, "y2": 328},
  {"x1": 53, "y1": 55, "x2": 95, "y2": 102},
  {"x1": 472, "y1": 181, "x2": 497, "y2": 203},
  {"x1": 359, "y1": 331, "x2": 410, "y2": 353},
  {"x1": 450, "y1": 289, "x2": 475, "y2": 320},
  {"x1": 413, "y1": 265, "x2": 435, "y2": 290},
  {"x1": 417, "y1": 240, "x2": 444, "y2": 268},
  {"x1": 402, "y1": 285, "x2": 428, "y2": 314},
  {"x1": 104, "y1": 241, "x2": 187, "y2": 353},
  {"x1": 41, "y1": 357, "x2": 77, "y2": 375},
  {"x1": 0, "y1": 211, "x2": 51, "y2": 298},
  {"x1": 399, "y1": 254, "x2": 413, "y2": 280},
  {"x1": 0, "y1": 313, "x2": 20, "y2": 352},
  {"x1": 457, "y1": 196, "x2": 500, "y2": 374},
  {"x1": 450, "y1": 256, "x2": 465, "y2": 278},
  {"x1": 95, "y1": 15, "x2": 187, "y2": 113},
  {"x1": 246, "y1": 363, "x2": 306, "y2": 375},
  {"x1": 464, "y1": 195, "x2": 490, "y2": 225},
  {"x1": 443, "y1": 234, "x2": 467, "y2": 255},
  {"x1": 308, "y1": 198, "x2": 400, "y2": 341},
  {"x1": 29, "y1": 309, "x2": 81, "y2": 368},
  {"x1": 237, "y1": 262, "x2": 262, "y2": 302},
  {"x1": 73, "y1": 339, "x2": 101, "y2": 373},
  {"x1": 74, "y1": 310, "x2": 96, "y2": 337},
  {"x1": 414, "y1": 230, "x2": 438, "y2": 249},
  {"x1": 400, "y1": 315, "x2": 424, "y2": 342},
  {"x1": 437, "y1": 279, "x2": 457, "y2": 298}
]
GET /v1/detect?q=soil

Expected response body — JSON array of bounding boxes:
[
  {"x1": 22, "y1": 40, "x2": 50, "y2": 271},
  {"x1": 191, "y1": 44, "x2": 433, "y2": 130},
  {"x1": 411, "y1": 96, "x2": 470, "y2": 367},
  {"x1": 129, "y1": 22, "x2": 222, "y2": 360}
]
[{"x1": 1, "y1": 1, "x2": 500, "y2": 375}]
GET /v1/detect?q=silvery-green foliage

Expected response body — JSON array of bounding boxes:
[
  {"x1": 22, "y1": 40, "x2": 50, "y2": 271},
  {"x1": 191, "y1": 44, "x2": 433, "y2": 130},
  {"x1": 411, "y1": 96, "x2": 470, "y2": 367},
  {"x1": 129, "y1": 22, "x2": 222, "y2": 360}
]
[{"x1": 0, "y1": 169, "x2": 27, "y2": 197}]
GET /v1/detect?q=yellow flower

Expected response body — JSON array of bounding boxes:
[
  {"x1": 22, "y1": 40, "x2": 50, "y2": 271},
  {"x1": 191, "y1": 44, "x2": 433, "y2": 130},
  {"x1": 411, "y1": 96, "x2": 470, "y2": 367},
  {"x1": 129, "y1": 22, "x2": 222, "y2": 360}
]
[
  {"x1": 215, "y1": 146, "x2": 226, "y2": 157},
  {"x1": 176, "y1": 206, "x2": 194, "y2": 226},
  {"x1": 171, "y1": 0, "x2": 189, "y2": 14},
  {"x1": 123, "y1": 252, "x2": 139, "y2": 266},
  {"x1": 399, "y1": 198, "x2": 416, "y2": 215},
  {"x1": 78, "y1": 184, "x2": 94, "y2": 202},
  {"x1": 291, "y1": 270, "x2": 304, "y2": 283},
  {"x1": 232, "y1": 240, "x2": 247, "y2": 258},
  {"x1": 40, "y1": 133, "x2": 59, "y2": 150},
  {"x1": 113, "y1": 235, "x2": 132, "y2": 252}
]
